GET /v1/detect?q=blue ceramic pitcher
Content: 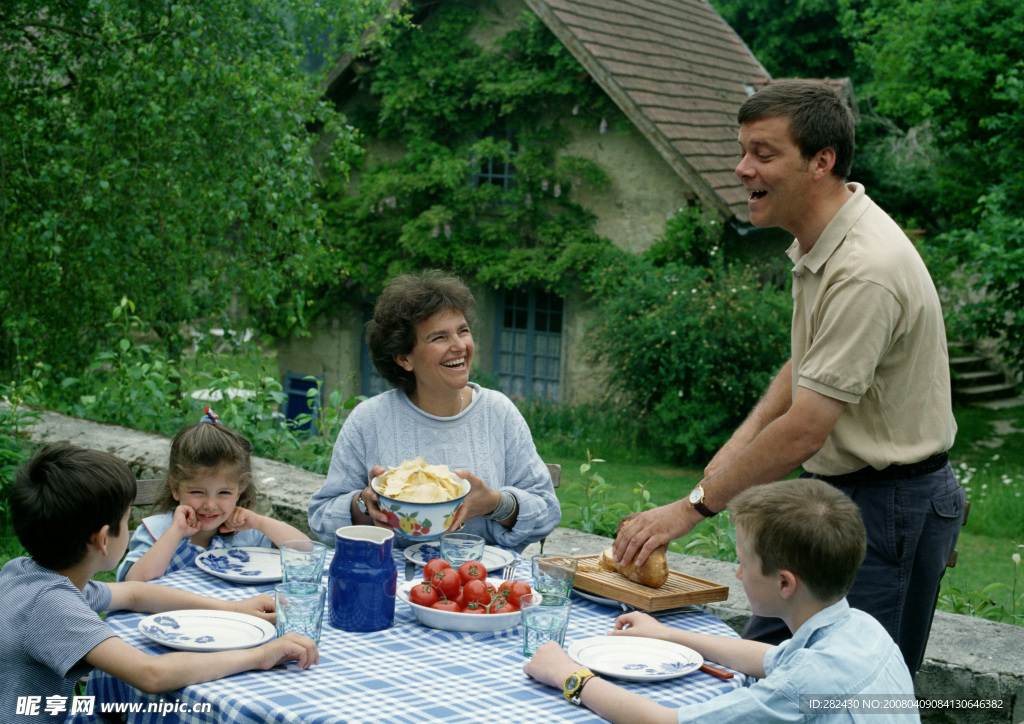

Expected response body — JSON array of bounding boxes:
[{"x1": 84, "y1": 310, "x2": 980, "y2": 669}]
[{"x1": 328, "y1": 525, "x2": 397, "y2": 632}]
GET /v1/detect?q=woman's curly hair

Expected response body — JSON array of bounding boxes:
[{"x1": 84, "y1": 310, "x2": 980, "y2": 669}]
[{"x1": 366, "y1": 270, "x2": 476, "y2": 394}]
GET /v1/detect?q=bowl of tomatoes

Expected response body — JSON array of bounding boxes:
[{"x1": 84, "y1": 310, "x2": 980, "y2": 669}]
[{"x1": 398, "y1": 558, "x2": 534, "y2": 633}]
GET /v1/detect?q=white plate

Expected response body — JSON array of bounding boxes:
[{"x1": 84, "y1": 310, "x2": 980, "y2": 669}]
[
  {"x1": 568, "y1": 636, "x2": 703, "y2": 681},
  {"x1": 573, "y1": 588, "x2": 630, "y2": 610},
  {"x1": 138, "y1": 610, "x2": 276, "y2": 652},
  {"x1": 398, "y1": 577, "x2": 527, "y2": 632},
  {"x1": 403, "y1": 542, "x2": 516, "y2": 573},
  {"x1": 195, "y1": 547, "x2": 282, "y2": 583}
]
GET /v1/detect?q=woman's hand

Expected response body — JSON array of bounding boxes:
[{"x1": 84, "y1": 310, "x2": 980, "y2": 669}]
[
  {"x1": 352, "y1": 465, "x2": 392, "y2": 528},
  {"x1": 448, "y1": 469, "x2": 502, "y2": 530},
  {"x1": 171, "y1": 505, "x2": 201, "y2": 538}
]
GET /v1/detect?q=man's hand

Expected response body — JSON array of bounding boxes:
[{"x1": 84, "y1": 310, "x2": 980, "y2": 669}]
[{"x1": 611, "y1": 500, "x2": 699, "y2": 569}]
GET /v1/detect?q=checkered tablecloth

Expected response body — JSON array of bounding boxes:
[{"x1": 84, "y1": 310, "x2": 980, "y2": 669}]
[{"x1": 73, "y1": 550, "x2": 745, "y2": 723}]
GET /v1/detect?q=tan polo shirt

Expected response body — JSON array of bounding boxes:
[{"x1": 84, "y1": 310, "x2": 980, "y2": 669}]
[{"x1": 789, "y1": 183, "x2": 956, "y2": 475}]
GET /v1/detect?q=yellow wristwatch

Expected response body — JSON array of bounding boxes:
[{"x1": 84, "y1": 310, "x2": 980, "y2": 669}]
[{"x1": 563, "y1": 669, "x2": 596, "y2": 705}]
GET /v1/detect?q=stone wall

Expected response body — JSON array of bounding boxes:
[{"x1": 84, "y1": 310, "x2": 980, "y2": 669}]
[{"x1": 16, "y1": 408, "x2": 1024, "y2": 724}]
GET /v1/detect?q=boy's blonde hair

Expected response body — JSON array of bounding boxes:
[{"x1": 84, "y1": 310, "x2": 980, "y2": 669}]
[
  {"x1": 731, "y1": 478, "x2": 866, "y2": 602},
  {"x1": 154, "y1": 419, "x2": 259, "y2": 515}
]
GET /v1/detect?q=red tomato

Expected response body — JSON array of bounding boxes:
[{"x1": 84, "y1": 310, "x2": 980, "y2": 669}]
[
  {"x1": 501, "y1": 580, "x2": 531, "y2": 609},
  {"x1": 432, "y1": 568, "x2": 461, "y2": 600},
  {"x1": 462, "y1": 579, "x2": 492, "y2": 606},
  {"x1": 431, "y1": 600, "x2": 461, "y2": 613},
  {"x1": 453, "y1": 586, "x2": 466, "y2": 609},
  {"x1": 462, "y1": 601, "x2": 487, "y2": 614},
  {"x1": 423, "y1": 558, "x2": 450, "y2": 582},
  {"x1": 488, "y1": 597, "x2": 513, "y2": 614},
  {"x1": 409, "y1": 582, "x2": 438, "y2": 608},
  {"x1": 457, "y1": 560, "x2": 487, "y2": 585}
]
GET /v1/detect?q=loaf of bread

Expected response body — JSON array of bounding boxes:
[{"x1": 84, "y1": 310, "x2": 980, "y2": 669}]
[{"x1": 598, "y1": 546, "x2": 669, "y2": 588}]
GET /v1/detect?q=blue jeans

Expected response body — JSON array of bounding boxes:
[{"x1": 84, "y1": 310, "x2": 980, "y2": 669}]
[{"x1": 741, "y1": 463, "x2": 965, "y2": 676}]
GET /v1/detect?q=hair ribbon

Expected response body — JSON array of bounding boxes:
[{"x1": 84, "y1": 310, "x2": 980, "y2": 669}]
[{"x1": 200, "y1": 405, "x2": 221, "y2": 426}]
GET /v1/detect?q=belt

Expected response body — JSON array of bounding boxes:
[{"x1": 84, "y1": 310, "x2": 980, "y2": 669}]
[{"x1": 815, "y1": 452, "x2": 949, "y2": 486}]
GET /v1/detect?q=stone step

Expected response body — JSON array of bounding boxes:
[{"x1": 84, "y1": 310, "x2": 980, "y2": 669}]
[
  {"x1": 952, "y1": 369, "x2": 1004, "y2": 385},
  {"x1": 949, "y1": 354, "x2": 988, "y2": 372},
  {"x1": 972, "y1": 395, "x2": 1024, "y2": 410},
  {"x1": 955, "y1": 381, "x2": 1020, "y2": 402}
]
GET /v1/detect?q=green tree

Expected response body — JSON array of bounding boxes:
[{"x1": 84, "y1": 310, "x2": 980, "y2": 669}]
[
  {"x1": 709, "y1": 0, "x2": 864, "y2": 81},
  {"x1": 585, "y1": 210, "x2": 792, "y2": 464},
  {"x1": 0, "y1": 0, "x2": 389, "y2": 381},
  {"x1": 846, "y1": 0, "x2": 1024, "y2": 224}
]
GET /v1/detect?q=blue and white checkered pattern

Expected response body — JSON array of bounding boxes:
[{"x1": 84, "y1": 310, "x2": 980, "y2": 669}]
[{"x1": 74, "y1": 551, "x2": 745, "y2": 723}]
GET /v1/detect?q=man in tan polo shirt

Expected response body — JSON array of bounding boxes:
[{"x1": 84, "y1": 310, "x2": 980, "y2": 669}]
[{"x1": 613, "y1": 79, "x2": 965, "y2": 676}]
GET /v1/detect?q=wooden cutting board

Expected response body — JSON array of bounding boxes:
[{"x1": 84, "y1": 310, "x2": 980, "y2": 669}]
[{"x1": 570, "y1": 554, "x2": 729, "y2": 612}]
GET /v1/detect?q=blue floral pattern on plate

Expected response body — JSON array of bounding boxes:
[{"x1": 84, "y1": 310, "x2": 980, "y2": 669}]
[
  {"x1": 195, "y1": 547, "x2": 282, "y2": 583},
  {"x1": 138, "y1": 610, "x2": 276, "y2": 652}
]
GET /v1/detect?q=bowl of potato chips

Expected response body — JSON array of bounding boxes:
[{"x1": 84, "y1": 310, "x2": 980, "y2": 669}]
[{"x1": 371, "y1": 457, "x2": 470, "y2": 541}]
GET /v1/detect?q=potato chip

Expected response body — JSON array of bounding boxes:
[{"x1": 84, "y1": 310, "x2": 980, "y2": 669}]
[{"x1": 376, "y1": 457, "x2": 464, "y2": 503}]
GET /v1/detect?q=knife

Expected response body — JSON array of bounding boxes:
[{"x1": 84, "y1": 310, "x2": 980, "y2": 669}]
[
  {"x1": 699, "y1": 663, "x2": 734, "y2": 680},
  {"x1": 405, "y1": 561, "x2": 417, "y2": 582}
]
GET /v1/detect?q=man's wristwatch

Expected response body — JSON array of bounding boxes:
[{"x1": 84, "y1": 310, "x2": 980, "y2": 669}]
[
  {"x1": 563, "y1": 669, "x2": 596, "y2": 705},
  {"x1": 355, "y1": 491, "x2": 369, "y2": 515},
  {"x1": 688, "y1": 483, "x2": 716, "y2": 518}
]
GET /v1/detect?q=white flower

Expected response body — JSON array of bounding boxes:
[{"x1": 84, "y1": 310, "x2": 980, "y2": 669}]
[
  {"x1": 554, "y1": 183, "x2": 561, "y2": 198},
  {"x1": 599, "y1": 118, "x2": 607, "y2": 134},
  {"x1": 443, "y1": 224, "x2": 451, "y2": 238},
  {"x1": 670, "y1": 330, "x2": 676, "y2": 336},
  {"x1": 572, "y1": 105, "x2": 579, "y2": 115}
]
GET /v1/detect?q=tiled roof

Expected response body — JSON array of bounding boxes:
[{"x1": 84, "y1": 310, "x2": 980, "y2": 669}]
[{"x1": 524, "y1": 0, "x2": 770, "y2": 222}]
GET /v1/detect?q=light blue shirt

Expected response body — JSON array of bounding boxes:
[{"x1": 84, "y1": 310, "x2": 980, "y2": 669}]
[
  {"x1": 308, "y1": 383, "x2": 560, "y2": 551},
  {"x1": 116, "y1": 512, "x2": 273, "y2": 581},
  {"x1": 677, "y1": 599, "x2": 919, "y2": 723}
]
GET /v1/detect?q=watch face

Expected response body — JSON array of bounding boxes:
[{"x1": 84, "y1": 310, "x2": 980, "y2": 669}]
[
  {"x1": 566, "y1": 674, "x2": 581, "y2": 690},
  {"x1": 689, "y1": 486, "x2": 702, "y2": 504}
]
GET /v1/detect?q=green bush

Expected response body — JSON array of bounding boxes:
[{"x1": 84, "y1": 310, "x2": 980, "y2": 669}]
[
  {"x1": 585, "y1": 212, "x2": 792, "y2": 464},
  {"x1": 515, "y1": 397, "x2": 650, "y2": 464},
  {"x1": 929, "y1": 186, "x2": 1024, "y2": 379}
]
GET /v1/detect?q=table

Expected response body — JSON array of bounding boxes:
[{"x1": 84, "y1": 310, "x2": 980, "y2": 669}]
[{"x1": 75, "y1": 550, "x2": 745, "y2": 723}]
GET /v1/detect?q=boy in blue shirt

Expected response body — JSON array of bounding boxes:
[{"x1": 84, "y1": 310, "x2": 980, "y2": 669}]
[
  {"x1": 524, "y1": 478, "x2": 918, "y2": 722},
  {"x1": 1, "y1": 443, "x2": 319, "y2": 724}
]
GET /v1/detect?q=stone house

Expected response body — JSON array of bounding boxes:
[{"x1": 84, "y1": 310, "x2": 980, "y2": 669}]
[{"x1": 276, "y1": 0, "x2": 771, "y2": 416}]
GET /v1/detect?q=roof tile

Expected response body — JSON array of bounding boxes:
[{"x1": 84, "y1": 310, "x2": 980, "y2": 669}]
[{"x1": 525, "y1": 0, "x2": 770, "y2": 221}]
